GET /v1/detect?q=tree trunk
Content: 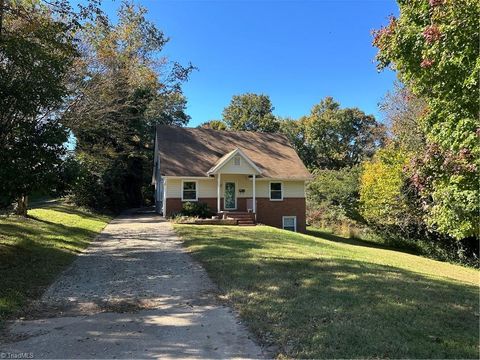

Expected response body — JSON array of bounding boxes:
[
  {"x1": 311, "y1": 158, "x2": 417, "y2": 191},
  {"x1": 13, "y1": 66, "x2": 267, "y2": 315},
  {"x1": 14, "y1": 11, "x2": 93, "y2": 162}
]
[
  {"x1": 15, "y1": 195, "x2": 28, "y2": 216},
  {"x1": 0, "y1": 0, "x2": 4, "y2": 40}
]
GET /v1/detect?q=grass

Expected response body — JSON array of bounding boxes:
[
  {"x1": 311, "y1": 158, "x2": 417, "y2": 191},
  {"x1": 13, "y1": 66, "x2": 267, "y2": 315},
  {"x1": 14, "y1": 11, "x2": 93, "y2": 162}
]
[
  {"x1": 0, "y1": 202, "x2": 111, "y2": 324},
  {"x1": 174, "y1": 224, "x2": 480, "y2": 359}
]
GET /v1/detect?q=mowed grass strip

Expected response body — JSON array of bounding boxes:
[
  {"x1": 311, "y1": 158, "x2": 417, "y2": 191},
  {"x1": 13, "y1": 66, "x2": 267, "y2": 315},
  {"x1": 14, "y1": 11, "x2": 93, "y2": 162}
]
[
  {"x1": 0, "y1": 203, "x2": 111, "y2": 323},
  {"x1": 174, "y1": 224, "x2": 480, "y2": 359}
]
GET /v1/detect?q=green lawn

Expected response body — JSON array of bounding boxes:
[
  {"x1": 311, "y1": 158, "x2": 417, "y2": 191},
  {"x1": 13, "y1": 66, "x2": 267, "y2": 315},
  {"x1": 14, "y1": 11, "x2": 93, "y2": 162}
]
[
  {"x1": 0, "y1": 202, "x2": 111, "y2": 323},
  {"x1": 174, "y1": 224, "x2": 480, "y2": 359}
]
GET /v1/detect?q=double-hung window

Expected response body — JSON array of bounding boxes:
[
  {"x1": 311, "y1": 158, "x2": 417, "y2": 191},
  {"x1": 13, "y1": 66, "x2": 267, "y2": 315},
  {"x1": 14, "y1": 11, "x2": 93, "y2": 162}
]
[
  {"x1": 182, "y1": 181, "x2": 197, "y2": 201},
  {"x1": 269, "y1": 182, "x2": 283, "y2": 201}
]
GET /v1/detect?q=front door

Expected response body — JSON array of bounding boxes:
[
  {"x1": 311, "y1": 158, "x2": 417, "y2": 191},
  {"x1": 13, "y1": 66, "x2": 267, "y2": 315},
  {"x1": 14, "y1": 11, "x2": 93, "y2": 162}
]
[{"x1": 224, "y1": 182, "x2": 236, "y2": 210}]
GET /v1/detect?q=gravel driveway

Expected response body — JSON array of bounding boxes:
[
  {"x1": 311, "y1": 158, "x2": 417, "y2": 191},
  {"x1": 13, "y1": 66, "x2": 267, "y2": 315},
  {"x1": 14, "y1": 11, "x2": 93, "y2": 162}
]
[{"x1": 0, "y1": 210, "x2": 263, "y2": 359}]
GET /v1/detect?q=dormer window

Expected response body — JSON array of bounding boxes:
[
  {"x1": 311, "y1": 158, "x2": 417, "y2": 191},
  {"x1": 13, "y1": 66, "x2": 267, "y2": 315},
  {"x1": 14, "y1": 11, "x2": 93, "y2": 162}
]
[{"x1": 233, "y1": 155, "x2": 241, "y2": 166}]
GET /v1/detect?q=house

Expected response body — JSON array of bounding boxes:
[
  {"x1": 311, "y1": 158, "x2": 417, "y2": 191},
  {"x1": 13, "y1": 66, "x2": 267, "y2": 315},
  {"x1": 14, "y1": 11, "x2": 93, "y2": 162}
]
[{"x1": 152, "y1": 125, "x2": 312, "y2": 232}]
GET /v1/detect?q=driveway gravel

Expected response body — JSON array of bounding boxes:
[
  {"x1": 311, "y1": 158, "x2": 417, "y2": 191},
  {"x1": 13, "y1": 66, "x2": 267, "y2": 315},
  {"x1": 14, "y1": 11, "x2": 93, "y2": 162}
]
[{"x1": 0, "y1": 210, "x2": 263, "y2": 359}]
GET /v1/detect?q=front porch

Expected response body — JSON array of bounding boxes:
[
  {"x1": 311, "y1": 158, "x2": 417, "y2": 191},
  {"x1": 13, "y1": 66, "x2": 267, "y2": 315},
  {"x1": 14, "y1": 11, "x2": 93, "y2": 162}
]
[{"x1": 208, "y1": 148, "x2": 261, "y2": 219}]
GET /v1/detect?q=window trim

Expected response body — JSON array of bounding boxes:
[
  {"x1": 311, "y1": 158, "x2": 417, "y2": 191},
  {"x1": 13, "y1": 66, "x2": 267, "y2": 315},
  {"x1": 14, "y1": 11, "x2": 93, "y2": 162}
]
[
  {"x1": 282, "y1": 216, "x2": 297, "y2": 232},
  {"x1": 269, "y1": 181, "x2": 284, "y2": 201},
  {"x1": 181, "y1": 180, "x2": 198, "y2": 202}
]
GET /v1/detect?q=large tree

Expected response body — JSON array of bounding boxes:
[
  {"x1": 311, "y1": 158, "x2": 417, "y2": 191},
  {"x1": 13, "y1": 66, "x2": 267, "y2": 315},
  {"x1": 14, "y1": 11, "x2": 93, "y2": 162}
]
[
  {"x1": 278, "y1": 117, "x2": 316, "y2": 169},
  {"x1": 0, "y1": 0, "x2": 94, "y2": 214},
  {"x1": 302, "y1": 97, "x2": 386, "y2": 169},
  {"x1": 373, "y1": 0, "x2": 479, "y2": 239},
  {"x1": 64, "y1": 2, "x2": 194, "y2": 211},
  {"x1": 358, "y1": 83, "x2": 428, "y2": 241},
  {"x1": 222, "y1": 93, "x2": 279, "y2": 132}
]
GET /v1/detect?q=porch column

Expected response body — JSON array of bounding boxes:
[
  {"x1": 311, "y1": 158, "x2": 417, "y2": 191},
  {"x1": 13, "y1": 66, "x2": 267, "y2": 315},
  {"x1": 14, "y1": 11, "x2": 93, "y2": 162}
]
[
  {"x1": 252, "y1": 173, "x2": 256, "y2": 217},
  {"x1": 162, "y1": 178, "x2": 167, "y2": 216},
  {"x1": 217, "y1": 173, "x2": 221, "y2": 214}
]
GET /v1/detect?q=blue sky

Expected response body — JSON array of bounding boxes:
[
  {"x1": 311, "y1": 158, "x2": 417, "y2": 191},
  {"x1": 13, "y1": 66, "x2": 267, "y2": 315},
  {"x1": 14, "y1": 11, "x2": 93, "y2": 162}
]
[{"x1": 102, "y1": 0, "x2": 399, "y2": 127}]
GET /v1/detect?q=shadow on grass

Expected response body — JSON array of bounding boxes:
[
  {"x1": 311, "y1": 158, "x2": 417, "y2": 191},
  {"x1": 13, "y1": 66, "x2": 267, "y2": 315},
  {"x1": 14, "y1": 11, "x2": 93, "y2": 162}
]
[
  {"x1": 178, "y1": 226, "x2": 479, "y2": 359},
  {"x1": 38, "y1": 203, "x2": 110, "y2": 219},
  {"x1": 0, "y1": 208, "x2": 105, "y2": 323},
  {"x1": 0, "y1": 221, "x2": 96, "y2": 251},
  {"x1": 307, "y1": 227, "x2": 421, "y2": 255}
]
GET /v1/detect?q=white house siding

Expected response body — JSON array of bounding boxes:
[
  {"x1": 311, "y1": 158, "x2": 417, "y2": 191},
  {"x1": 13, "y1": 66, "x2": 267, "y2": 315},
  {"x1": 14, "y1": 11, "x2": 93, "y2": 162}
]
[
  {"x1": 165, "y1": 176, "x2": 305, "y2": 199},
  {"x1": 166, "y1": 178, "x2": 217, "y2": 198},
  {"x1": 216, "y1": 155, "x2": 258, "y2": 174}
]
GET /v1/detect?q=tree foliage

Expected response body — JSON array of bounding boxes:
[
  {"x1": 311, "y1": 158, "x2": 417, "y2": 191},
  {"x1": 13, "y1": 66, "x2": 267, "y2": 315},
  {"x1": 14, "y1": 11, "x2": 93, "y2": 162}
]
[
  {"x1": 284, "y1": 97, "x2": 386, "y2": 170},
  {"x1": 360, "y1": 146, "x2": 415, "y2": 228},
  {"x1": 278, "y1": 117, "x2": 317, "y2": 169},
  {"x1": 199, "y1": 120, "x2": 227, "y2": 130},
  {"x1": 0, "y1": 0, "x2": 94, "y2": 214},
  {"x1": 307, "y1": 166, "x2": 363, "y2": 229},
  {"x1": 63, "y1": 2, "x2": 194, "y2": 211},
  {"x1": 380, "y1": 82, "x2": 427, "y2": 152},
  {"x1": 373, "y1": 0, "x2": 479, "y2": 239},
  {"x1": 222, "y1": 93, "x2": 279, "y2": 132}
]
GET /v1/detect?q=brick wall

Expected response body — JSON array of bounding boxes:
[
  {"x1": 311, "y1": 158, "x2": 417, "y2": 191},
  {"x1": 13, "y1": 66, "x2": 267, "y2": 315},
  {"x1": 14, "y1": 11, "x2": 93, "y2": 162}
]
[
  {"x1": 256, "y1": 198, "x2": 306, "y2": 233},
  {"x1": 166, "y1": 198, "x2": 248, "y2": 215},
  {"x1": 166, "y1": 197, "x2": 306, "y2": 233}
]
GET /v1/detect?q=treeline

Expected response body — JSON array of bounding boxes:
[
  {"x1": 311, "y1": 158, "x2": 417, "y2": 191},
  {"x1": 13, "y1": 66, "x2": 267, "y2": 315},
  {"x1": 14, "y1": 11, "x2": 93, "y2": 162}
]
[
  {"x1": 1, "y1": 1, "x2": 193, "y2": 214},
  {"x1": 368, "y1": 0, "x2": 479, "y2": 264}
]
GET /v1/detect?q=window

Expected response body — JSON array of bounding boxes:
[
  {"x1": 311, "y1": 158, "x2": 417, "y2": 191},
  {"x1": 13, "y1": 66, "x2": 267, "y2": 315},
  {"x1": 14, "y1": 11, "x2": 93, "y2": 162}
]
[
  {"x1": 270, "y1": 182, "x2": 283, "y2": 200},
  {"x1": 233, "y1": 155, "x2": 241, "y2": 166},
  {"x1": 182, "y1": 181, "x2": 197, "y2": 201},
  {"x1": 283, "y1": 216, "x2": 297, "y2": 232}
]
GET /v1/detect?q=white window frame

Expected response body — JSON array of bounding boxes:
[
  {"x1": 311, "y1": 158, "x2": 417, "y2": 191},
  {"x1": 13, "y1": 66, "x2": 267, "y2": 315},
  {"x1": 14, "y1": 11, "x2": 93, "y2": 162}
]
[
  {"x1": 269, "y1": 181, "x2": 284, "y2": 201},
  {"x1": 181, "y1": 180, "x2": 198, "y2": 202},
  {"x1": 223, "y1": 180, "x2": 237, "y2": 210},
  {"x1": 282, "y1": 216, "x2": 297, "y2": 232}
]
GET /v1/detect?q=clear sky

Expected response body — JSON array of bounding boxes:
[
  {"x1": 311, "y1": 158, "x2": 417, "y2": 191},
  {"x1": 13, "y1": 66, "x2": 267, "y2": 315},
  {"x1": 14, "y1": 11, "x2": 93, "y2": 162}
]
[{"x1": 102, "y1": 0, "x2": 399, "y2": 127}]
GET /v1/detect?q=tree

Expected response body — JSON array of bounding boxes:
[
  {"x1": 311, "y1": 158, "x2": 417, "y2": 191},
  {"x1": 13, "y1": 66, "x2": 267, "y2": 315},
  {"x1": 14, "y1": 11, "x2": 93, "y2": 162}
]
[
  {"x1": 0, "y1": 0, "x2": 93, "y2": 215},
  {"x1": 360, "y1": 145, "x2": 417, "y2": 229},
  {"x1": 63, "y1": 2, "x2": 194, "y2": 211},
  {"x1": 278, "y1": 117, "x2": 316, "y2": 169},
  {"x1": 307, "y1": 166, "x2": 363, "y2": 230},
  {"x1": 199, "y1": 120, "x2": 227, "y2": 130},
  {"x1": 373, "y1": 0, "x2": 479, "y2": 239},
  {"x1": 0, "y1": 119, "x2": 68, "y2": 214},
  {"x1": 380, "y1": 82, "x2": 427, "y2": 152},
  {"x1": 222, "y1": 93, "x2": 279, "y2": 132},
  {"x1": 303, "y1": 97, "x2": 386, "y2": 169}
]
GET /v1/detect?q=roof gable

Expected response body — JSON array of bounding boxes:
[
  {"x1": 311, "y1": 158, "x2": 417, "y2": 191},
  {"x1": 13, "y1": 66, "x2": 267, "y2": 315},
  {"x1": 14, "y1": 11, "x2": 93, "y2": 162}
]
[
  {"x1": 207, "y1": 148, "x2": 262, "y2": 175},
  {"x1": 155, "y1": 126, "x2": 312, "y2": 180}
]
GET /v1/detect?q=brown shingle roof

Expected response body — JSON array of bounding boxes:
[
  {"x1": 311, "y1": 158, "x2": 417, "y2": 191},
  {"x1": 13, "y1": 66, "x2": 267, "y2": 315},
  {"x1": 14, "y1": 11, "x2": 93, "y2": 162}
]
[{"x1": 156, "y1": 125, "x2": 311, "y2": 179}]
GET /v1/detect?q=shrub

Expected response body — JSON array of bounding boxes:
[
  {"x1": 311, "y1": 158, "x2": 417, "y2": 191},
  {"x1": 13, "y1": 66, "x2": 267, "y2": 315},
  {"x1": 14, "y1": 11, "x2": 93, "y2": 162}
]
[
  {"x1": 170, "y1": 215, "x2": 198, "y2": 224},
  {"x1": 307, "y1": 166, "x2": 363, "y2": 232},
  {"x1": 360, "y1": 145, "x2": 413, "y2": 227},
  {"x1": 180, "y1": 202, "x2": 213, "y2": 218},
  {"x1": 359, "y1": 144, "x2": 479, "y2": 266}
]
